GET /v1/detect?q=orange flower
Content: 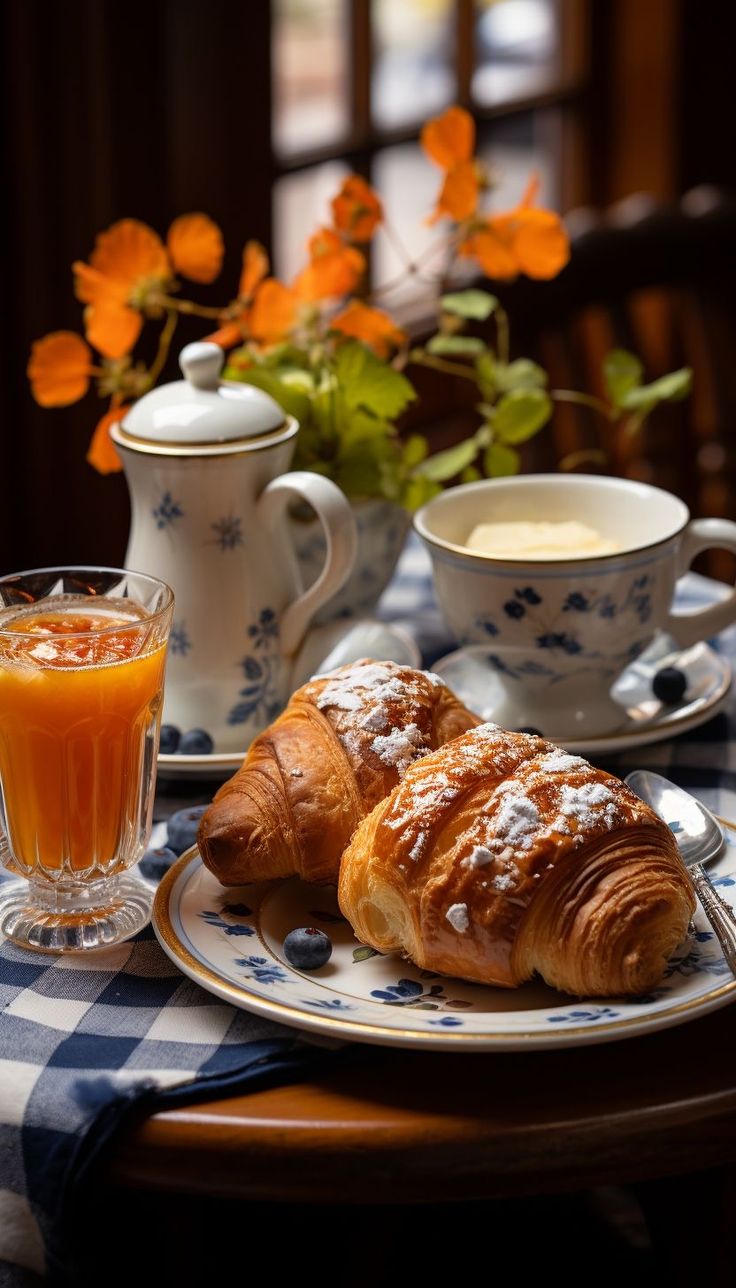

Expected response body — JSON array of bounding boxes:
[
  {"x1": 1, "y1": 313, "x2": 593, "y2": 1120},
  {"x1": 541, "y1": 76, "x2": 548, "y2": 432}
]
[
  {"x1": 460, "y1": 223, "x2": 517, "y2": 279},
  {"x1": 167, "y1": 213, "x2": 224, "y2": 284},
  {"x1": 331, "y1": 176, "x2": 383, "y2": 242},
  {"x1": 249, "y1": 278, "x2": 300, "y2": 345},
  {"x1": 86, "y1": 405, "x2": 128, "y2": 475},
  {"x1": 430, "y1": 158, "x2": 481, "y2": 224},
  {"x1": 74, "y1": 219, "x2": 172, "y2": 359},
  {"x1": 204, "y1": 242, "x2": 271, "y2": 348},
  {"x1": 459, "y1": 178, "x2": 570, "y2": 281},
  {"x1": 422, "y1": 107, "x2": 481, "y2": 225},
  {"x1": 203, "y1": 321, "x2": 244, "y2": 350},
  {"x1": 294, "y1": 228, "x2": 365, "y2": 302},
  {"x1": 239, "y1": 241, "x2": 269, "y2": 298},
  {"x1": 421, "y1": 106, "x2": 474, "y2": 171},
  {"x1": 330, "y1": 301, "x2": 406, "y2": 358},
  {"x1": 27, "y1": 332, "x2": 96, "y2": 407}
]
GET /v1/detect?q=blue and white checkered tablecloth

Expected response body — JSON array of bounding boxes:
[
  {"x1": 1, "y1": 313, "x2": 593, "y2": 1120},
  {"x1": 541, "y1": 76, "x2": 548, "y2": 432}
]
[{"x1": 1, "y1": 538, "x2": 736, "y2": 1286}]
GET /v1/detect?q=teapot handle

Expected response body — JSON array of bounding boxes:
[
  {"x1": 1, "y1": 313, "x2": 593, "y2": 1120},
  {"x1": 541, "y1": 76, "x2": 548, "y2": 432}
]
[{"x1": 256, "y1": 472, "x2": 357, "y2": 656}]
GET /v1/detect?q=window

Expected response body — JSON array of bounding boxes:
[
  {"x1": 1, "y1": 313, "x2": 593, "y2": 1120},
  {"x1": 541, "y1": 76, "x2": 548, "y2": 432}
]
[{"x1": 272, "y1": 0, "x2": 590, "y2": 317}]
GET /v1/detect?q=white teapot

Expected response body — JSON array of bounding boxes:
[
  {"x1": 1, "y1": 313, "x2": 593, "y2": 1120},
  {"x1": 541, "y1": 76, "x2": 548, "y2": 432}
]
[{"x1": 110, "y1": 342, "x2": 356, "y2": 751}]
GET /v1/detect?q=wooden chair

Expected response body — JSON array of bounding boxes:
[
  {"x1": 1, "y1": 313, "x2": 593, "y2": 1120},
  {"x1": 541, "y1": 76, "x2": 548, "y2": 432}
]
[{"x1": 501, "y1": 186, "x2": 736, "y2": 579}]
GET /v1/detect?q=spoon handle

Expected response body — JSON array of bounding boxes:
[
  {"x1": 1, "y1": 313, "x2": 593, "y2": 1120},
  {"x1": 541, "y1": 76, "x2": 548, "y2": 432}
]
[{"x1": 692, "y1": 862, "x2": 736, "y2": 974}]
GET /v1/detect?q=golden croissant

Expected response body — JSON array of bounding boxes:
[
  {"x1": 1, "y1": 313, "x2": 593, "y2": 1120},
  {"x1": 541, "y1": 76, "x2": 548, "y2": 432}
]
[
  {"x1": 338, "y1": 723, "x2": 695, "y2": 997},
  {"x1": 198, "y1": 659, "x2": 480, "y2": 886}
]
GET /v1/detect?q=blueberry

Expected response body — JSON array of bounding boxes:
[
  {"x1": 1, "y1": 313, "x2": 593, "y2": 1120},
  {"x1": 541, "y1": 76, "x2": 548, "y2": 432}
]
[
  {"x1": 140, "y1": 845, "x2": 178, "y2": 882},
  {"x1": 167, "y1": 804, "x2": 208, "y2": 855},
  {"x1": 652, "y1": 666, "x2": 687, "y2": 705},
  {"x1": 283, "y1": 927, "x2": 333, "y2": 971},
  {"x1": 516, "y1": 726, "x2": 542, "y2": 736},
  {"x1": 159, "y1": 724, "x2": 181, "y2": 754},
  {"x1": 179, "y1": 728, "x2": 215, "y2": 755}
]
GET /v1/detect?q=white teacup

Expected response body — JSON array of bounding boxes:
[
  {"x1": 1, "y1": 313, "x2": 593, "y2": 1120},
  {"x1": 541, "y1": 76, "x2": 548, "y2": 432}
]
[{"x1": 414, "y1": 474, "x2": 736, "y2": 737}]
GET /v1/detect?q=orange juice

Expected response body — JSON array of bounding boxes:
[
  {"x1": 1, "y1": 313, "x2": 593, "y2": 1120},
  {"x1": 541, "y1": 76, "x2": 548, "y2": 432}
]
[{"x1": 0, "y1": 596, "x2": 167, "y2": 878}]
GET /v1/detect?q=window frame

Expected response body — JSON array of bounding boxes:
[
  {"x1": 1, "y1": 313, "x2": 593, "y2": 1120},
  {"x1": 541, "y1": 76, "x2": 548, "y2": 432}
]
[
  {"x1": 270, "y1": 0, "x2": 593, "y2": 328},
  {"x1": 272, "y1": 0, "x2": 592, "y2": 207}
]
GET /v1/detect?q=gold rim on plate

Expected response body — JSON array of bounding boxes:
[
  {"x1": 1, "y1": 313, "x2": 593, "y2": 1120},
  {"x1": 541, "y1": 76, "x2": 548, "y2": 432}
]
[{"x1": 153, "y1": 848, "x2": 736, "y2": 1049}]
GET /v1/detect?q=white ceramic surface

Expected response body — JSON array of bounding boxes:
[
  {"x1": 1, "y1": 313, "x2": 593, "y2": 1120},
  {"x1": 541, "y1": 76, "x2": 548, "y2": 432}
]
[
  {"x1": 433, "y1": 635, "x2": 731, "y2": 754},
  {"x1": 122, "y1": 341, "x2": 286, "y2": 444},
  {"x1": 157, "y1": 618, "x2": 422, "y2": 779},
  {"x1": 110, "y1": 343, "x2": 357, "y2": 752},
  {"x1": 153, "y1": 822, "x2": 736, "y2": 1051},
  {"x1": 290, "y1": 498, "x2": 411, "y2": 625},
  {"x1": 415, "y1": 475, "x2": 736, "y2": 738}
]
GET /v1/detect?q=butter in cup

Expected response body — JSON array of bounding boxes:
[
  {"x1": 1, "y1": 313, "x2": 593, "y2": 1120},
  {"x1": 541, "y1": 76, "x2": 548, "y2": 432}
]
[{"x1": 465, "y1": 520, "x2": 619, "y2": 560}]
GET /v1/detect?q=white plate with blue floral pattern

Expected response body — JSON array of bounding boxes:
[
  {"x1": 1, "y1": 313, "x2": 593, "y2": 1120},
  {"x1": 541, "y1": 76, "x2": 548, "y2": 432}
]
[
  {"x1": 153, "y1": 822, "x2": 736, "y2": 1051},
  {"x1": 434, "y1": 636, "x2": 731, "y2": 755}
]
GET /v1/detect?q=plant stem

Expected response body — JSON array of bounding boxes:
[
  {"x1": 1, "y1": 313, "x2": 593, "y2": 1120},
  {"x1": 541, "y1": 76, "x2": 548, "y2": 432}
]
[
  {"x1": 495, "y1": 304, "x2": 510, "y2": 364},
  {"x1": 558, "y1": 447, "x2": 609, "y2": 471},
  {"x1": 621, "y1": 411, "x2": 646, "y2": 438},
  {"x1": 148, "y1": 311, "x2": 178, "y2": 386},
  {"x1": 151, "y1": 293, "x2": 226, "y2": 320},
  {"x1": 550, "y1": 389, "x2": 611, "y2": 418},
  {"x1": 381, "y1": 219, "x2": 415, "y2": 272},
  {"x1": 410, "y1": 350, "x2": 478, "y2": 381},
  {"x1": 370, "y1": 235, "x2": 452, "y2": 300}
]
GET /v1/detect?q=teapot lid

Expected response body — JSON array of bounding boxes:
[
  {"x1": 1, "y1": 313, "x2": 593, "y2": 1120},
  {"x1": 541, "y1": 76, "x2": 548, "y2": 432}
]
[{"x1": 121, "y1": 343, "x2": 286, "y2": 445}]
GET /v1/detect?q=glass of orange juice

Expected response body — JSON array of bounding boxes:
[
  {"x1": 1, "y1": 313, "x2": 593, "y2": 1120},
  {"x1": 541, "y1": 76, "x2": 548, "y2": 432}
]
[{"x1": 0, "y1": 566, "x2": 174, "y2": 952}]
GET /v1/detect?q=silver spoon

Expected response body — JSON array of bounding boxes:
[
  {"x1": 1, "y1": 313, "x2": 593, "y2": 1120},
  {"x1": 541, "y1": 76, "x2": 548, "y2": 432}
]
[{"x1": 625, "y1": 769, "x2": 736, "y2": 974}]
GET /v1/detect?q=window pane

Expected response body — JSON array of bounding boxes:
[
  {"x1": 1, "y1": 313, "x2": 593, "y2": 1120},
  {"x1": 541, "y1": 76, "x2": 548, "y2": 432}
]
[
  {"x1": 371, "y1": 142, "x2": 446, "y2": 310},
  {"x1": 273, "y1": 160, "x2": 350, "y2": 281},
  {"x1": 477, "y1": 113, "x2": 557, "y2": 209},
  {"x1": 273, "y1": 0, "x2": 350, "y2": 157},
  {"x1": 473, "y1": 0, "x2": 560, "y2": 107},
  {"x1": 371, "y1": 116, "x2": 558, "y2": 313},
  {"x1": 372, "y1": 0, "x2": 455, "y2": 131}
]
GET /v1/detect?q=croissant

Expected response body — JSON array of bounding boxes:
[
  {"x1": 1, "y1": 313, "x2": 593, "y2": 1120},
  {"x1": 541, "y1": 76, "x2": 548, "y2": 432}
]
[
  {"x1": 198, "y1": 659, "x2": 480, "y2": 886},
  {"x1": 338, "y1": 723, "x2": 695, "y2": 997}
]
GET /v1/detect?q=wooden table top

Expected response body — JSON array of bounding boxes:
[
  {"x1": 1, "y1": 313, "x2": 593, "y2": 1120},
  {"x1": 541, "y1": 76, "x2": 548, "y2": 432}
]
[{"x1": 108, "y1": 1001, "x2": 736, "y2": 1203}]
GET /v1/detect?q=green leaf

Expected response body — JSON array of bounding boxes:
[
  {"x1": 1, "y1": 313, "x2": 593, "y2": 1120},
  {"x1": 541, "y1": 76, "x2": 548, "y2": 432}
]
[
  {"x1": 400, "y1": 475, "x2": 442, "y2": 511},
  {"x1": 440, "y1": 289, "x2": 499, "y2": 321},
  {"x1": 426, "y1": 334, "x2": 486, "y2": 356},
  {"x1": 603, "y1": 349, "x2": 644, "y2": 407},
  {"x1": 494, "y1": 358, "x2": 547, "y2": 392},
  {"x1": 224, "y1": 366, "x2": 312, "y2": 425},
  {"x1": 460, "y1": 465, "x2": 482, "y2": 484},
  {"x1": 402, "y1": 433, "x2": 429, "y2": 468},
  {"x1": 334, "y1": 438, "x2": 399, "y2": 501},
  {"x1": 494, "y1": 389, "x2": 552, "y2": 444},
  {"x1": 339, "y1": 407, "x2": 395, "y2": 445},
  {"x1": 475, "y1": 350, "x2": 496, "y2": 399},
  {"x1": 620, "y1": 367, "x2": 692, "y2": 409},
  {"x1": 352, "y1": 945, "x2": 380, "y2": 963},
  {"x1": 335, "y1": 341, "x2": 416, "y2": 420},
  {"x1": 484, "y1": 442, "x2": 520, "y2": 477},
  {"x1": 414, "y1": 438, "x2": 480, "y2": 482}
]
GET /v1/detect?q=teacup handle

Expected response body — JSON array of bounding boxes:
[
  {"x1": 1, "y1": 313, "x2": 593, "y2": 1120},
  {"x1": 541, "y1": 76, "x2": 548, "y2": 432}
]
[
  {"x1": 256, "y1": 471, "x2": 357, "y2": 655},
  {"x1": 664, "y1": 518, "x2": 736, "y2": 647}
]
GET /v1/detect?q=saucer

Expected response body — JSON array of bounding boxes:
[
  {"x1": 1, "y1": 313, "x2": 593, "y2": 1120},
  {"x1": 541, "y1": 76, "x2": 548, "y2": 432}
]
[
  {"x1": 157, "y1": 618, "x2": 422, "y2": 781},
  {"x1": 288, "y1": 617, "x2": 421, "y2": 688},
  {"x1": 433, "y1": 635, "x2": 732, "y2": 754}
]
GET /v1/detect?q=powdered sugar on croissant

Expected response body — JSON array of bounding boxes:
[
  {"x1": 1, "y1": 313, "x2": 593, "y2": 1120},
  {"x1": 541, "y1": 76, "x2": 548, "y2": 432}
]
[
  {"x1": 198, "y1": 659, "x2": 480, "y2": 886},
  {"x1": 338, "y1": 723, "x2": 694, "y2": 997}
]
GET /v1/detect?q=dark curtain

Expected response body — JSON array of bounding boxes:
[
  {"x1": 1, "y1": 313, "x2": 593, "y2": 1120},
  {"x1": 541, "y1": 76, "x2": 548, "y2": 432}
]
[{"x1": 0, "y1": 0, "x2": 272, "y2": 573}]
